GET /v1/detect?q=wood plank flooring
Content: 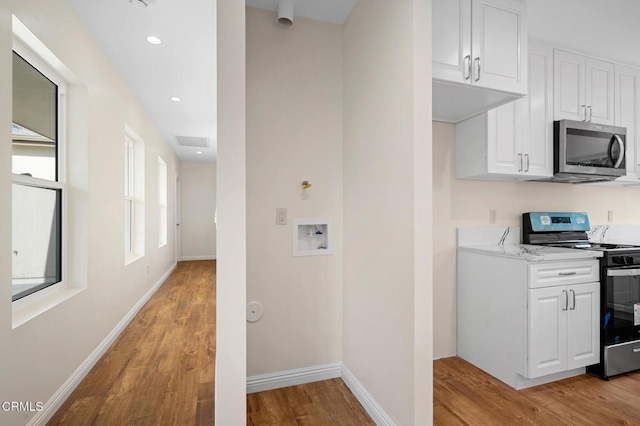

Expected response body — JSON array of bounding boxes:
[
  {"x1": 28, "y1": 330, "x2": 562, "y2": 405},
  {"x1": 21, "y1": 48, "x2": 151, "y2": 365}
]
[
  {"x1": 48, "y1": 260, "x2": 216, "y2": 425},
  {"x1": 247, "y1": 378, "x2": 375, "y2": 425},
  {"x1": 435, "y1": 356, "x2": 640, "y2": 425}
]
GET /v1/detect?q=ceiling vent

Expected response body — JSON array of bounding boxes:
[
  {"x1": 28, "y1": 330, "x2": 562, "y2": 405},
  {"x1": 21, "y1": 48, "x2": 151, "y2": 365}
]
[{"x1": 175, "y1": 135, "x2": 210, "y2": 148}]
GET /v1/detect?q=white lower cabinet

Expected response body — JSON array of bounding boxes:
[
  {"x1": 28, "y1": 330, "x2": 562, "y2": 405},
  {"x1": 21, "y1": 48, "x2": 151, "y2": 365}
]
[
  {"x1": 528, "y1": 282, "x2": 599, "y2": 379},
  {"x1": 457, "y1": 250, "x2": 600, "y2": 390}
]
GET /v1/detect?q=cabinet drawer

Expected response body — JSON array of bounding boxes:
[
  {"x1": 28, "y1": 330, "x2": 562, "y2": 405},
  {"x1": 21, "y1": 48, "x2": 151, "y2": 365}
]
[{"x1": 528, "y1": 260, "x2": 599, "y2": 288}]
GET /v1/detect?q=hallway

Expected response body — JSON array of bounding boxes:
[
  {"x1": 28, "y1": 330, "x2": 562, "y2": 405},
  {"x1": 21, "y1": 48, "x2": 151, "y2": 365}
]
[{"x1": 49, "y1": 261, "x2": 216, "y2": 425}]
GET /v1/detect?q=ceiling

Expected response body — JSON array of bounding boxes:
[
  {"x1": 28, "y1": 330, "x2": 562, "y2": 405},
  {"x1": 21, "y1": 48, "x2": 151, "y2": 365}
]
[
  {"x1": 528, "y1": 0, "x2": 640, "y2": 69},
  {"x1": 68, "y1": 0, "x2": 637, "y2": 164},
  {"x1": 245, "y1": 0, "x2": 357, "y2": 24},
  {"x1": 70, "y1": 0, "x2": 217, "y2": 163}
]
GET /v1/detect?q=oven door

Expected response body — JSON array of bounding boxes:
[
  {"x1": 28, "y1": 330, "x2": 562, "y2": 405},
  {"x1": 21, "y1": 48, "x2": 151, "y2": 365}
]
[{"x1": 604, "y1": 267, "x2": 640, "y2": 345}]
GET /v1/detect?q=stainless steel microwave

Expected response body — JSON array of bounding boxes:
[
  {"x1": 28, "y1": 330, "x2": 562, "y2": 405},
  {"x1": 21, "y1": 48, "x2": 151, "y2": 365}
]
[{"x1": 552, "y1": 120, "x2": 626, "y2": 183}]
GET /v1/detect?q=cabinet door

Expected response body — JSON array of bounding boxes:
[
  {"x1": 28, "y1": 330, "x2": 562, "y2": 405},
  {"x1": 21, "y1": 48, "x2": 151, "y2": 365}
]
[
  {"x1": 486, "y1": 101, "x2": 522, "y2": 175},
  {"x1": 471, "y1": 0, "x2": 527, "y2": 94},
  {"x1": 615, "y1": 64, "x2": 640, "y2": 178},
  {"x1": 567, "y1": 282, "x2": 600, "y2": 370},
  {"x1": 521, "y1": 45, "x2": 553, "y2": 179},
  {"x1": 528, "y1": 286, "x2": 568, "y2": 378},
  {"x1": 433, "y1": 0, "x2": 472, "y2": 83},
  {"x1": 586, "y1": 58, "x2": 615, "y2": 125},
  {"x1": 554, "y1": 50, "x2": 586, "y2": 121}
]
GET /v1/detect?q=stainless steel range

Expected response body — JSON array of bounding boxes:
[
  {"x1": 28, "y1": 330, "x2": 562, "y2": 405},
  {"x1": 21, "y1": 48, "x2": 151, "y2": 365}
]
[{"x1": 523, "y1": 212, "x2": 640, "y2": 379}]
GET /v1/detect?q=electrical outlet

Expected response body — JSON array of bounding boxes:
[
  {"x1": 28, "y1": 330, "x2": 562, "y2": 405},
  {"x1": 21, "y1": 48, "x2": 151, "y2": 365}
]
[
  {"x1": 276, "y1": 207, "x2": 287, "y2": 225},
  {"x1": 489, "y1": 209, "x2": 497, "y2": 224},
  {"x1": 608, "y1": 210, "x2": 614, "y2": 223}
]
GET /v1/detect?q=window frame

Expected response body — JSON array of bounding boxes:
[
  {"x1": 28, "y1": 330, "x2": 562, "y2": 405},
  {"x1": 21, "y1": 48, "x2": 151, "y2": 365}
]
[
  {"x1": 124, "y1": 125, "x2": 145, "y2": 265},
  {"x1": 11, "y1": 39, "x2": 68, "y2": 305},
  {"x1": 157, "y1": 156, "x2": 168, "y2": 248}
]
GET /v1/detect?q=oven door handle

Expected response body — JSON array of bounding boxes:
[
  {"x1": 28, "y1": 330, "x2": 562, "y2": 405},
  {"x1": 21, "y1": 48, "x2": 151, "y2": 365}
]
[{"x1": 607, "y1": 268, "x2": 640, "y2": 277}]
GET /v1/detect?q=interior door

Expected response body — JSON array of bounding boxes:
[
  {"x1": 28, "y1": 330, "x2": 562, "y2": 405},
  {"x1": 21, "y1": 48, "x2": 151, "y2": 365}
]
[
  {"x1": 175, "y1": 173, "x2": 182, "y2": 262},
  {"x1": 528, "y1": 286, "x2": 568, "y2": 378}
]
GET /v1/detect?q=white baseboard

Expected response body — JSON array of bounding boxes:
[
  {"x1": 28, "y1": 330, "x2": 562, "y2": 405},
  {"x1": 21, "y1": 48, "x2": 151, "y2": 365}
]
[
  {"x1": 341, "y1": 365, "x2": 395, "y2": 426},
  {"x1": 246, "y1": 362, "x2": 342, "y2": 394},
  {"x1": 245, "y1": 362, "x2": 394, "y2": 426},
  {"x1": 180, "y1": 255, "x2": 216, "y2": 261},
  {"x1": 28, "y1": 262, "x2": 177, "y2": 426}
]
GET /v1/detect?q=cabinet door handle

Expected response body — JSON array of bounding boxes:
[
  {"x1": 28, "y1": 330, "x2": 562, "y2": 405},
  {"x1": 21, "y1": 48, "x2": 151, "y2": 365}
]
[
  {"x1": 474, "y1": 57, "x2": 481, "y2": 82},
  {"x1": 581, "y1": 105, "x2": 587, "y2": 121},
  {"x1": 558, "y1": 271, "x2": 577, "y2": 276},
  {"x1": 562, "y1": 290, "x2": 568, "y2": 311},
  {"x1": 587, "y1": 106, "x2": 592, "y2": 122},
  {"x1": 463, "y1": 55, "x2": 471, "y2": 80},
  {"x1": 525, "y1": 154, "x2": 530, "y2": 172},
  {"x1": 518, "y1": 153, "x2": 523, "y2": 172},
  {"x1": 570, "y1": 289, "x2": 576, "y2": 310}
]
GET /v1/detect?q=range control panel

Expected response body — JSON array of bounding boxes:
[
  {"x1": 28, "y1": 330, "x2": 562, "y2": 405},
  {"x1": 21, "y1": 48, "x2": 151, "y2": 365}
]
[{"x1": 526, "y1": 212, "x2": 591, "y2": 233}]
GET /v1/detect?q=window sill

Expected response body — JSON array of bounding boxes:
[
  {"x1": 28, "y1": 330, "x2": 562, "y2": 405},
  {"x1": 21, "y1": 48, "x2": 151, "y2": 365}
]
[
  {"x1": 12, "y1": 287, "x2": 84, "y2": 329},
  {"x1": 125, "y1": 253, "x2": 144, "y2": 266}
]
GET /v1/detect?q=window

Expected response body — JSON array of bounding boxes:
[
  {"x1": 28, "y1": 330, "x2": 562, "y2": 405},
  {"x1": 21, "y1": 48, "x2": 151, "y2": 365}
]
[
  {"x1": 12, "y1": 48, "x2": 66, "y2": 302},
  {"x1": 158, "y1": 157, "x2": 168, "y2": 248},
  {"x1": 124, "y1": 126, "x2": 145, "y2": 263}
]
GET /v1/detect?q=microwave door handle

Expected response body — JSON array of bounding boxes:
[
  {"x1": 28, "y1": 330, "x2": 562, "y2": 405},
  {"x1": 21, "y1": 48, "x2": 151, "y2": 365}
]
[{"x1": 610, "y1": 135, "x2": 625, "y2": 169}]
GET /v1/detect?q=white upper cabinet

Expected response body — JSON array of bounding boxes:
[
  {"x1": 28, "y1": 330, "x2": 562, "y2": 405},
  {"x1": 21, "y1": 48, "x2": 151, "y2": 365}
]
[
  {"x1": 554, "y1": 50, "x2": 614, "y2": 125},
  {"x1": 456, "y1": 44, "x2": 552, "y2": 180},
  {"x1": 521, "y1": 45, "x2": 554, "y2": 179},
  {"x1": 433, "y1": 0, "x2": 527, "y2": 123},
  {"x1": 615, "y1": 64, "x2": 640, "y2": 179},
  {"x1": 433, "y1": 0, "x2": 471, "y2": 83},
  {"x1": 471, "y1": 0, "x2": 527, "y2": 93}
]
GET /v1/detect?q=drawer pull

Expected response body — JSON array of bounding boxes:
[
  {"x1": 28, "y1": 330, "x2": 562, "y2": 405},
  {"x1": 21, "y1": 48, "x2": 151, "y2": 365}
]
[
  {"x1": 559, "y1": 272, "x2": 577, "y2": 276},
  {"x1": 634, "y1": 347, "x2": 640, "y2": 353}
]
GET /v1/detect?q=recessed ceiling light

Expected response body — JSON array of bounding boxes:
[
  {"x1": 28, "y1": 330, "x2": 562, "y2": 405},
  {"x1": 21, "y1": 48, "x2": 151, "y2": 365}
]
[
  {"x1": 146, "y1": 35, "x2": 162, "y2": 45},
  {"x1": 170, "y1": 97, "x2": 181, "y2": 102},
  {"x1": 196, "y1": 151, "x2": 203, "y2": 154}
]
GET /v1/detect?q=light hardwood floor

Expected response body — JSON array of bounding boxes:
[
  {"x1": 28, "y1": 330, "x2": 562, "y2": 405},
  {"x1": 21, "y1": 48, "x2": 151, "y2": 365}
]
[
  {"x1": 48, "y1": 260, "x2": 216, "y2": 425},
  {"x1": 435, "y1": 356, "x2": 640, "y2": 425},
  {"x1": 247, "y1": 378, "x2": 375, "y2": 425}
]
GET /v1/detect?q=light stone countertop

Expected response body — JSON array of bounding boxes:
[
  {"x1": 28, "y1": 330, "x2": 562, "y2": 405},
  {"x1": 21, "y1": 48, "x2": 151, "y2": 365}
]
[{"x1": 458, "y1": 244, "x2": 603, "y2": 262}]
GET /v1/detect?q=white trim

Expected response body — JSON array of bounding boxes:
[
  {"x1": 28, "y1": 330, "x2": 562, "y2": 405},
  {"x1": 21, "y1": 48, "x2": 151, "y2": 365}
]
[
  {"x1": 341, "y1": 365, "x2": 396, "y2": 426},
  {"x1": 27, "y1": 262, "x2": 177, "y2": 426},
  {"x1": 181, "y1": 255, "x2": 217, "y2": 261},
  {"x1": 246, "y1": 363, "x2": 341, "y2": 394}
]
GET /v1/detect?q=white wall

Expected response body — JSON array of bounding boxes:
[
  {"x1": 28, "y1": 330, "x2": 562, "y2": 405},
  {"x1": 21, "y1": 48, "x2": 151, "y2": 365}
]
[
  {"x1": 433, "y1": 121, "x2": 640, "y2": 359},
  {"x1": 343, "y1": 0, "x2": 432, "y2": 424},
  {"x1": 179, "y1": 162, "x2": 217, "y2": 261},
  {"x1": 0, "y1": 1, "x2": 178, "y2": 425},
  {"x1": 215, "y1": 0, "x2": 247, "y2": 422},
  {"x1": 246, "y1": 7, "x2": 344, "y2": 376}
]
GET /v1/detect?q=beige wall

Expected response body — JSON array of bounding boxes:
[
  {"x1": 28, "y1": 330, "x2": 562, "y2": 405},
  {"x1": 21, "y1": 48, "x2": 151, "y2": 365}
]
[
  {"x1": 0, "y1": 1, "x2": 178, "y2": 424},
  {"x1": 343, "y1": 0, "x2": 432, "y2": 423},
  {"x1": 180, "y1": 162, "x2": 217, "y2": 260},
  {"x1": 433, "y1": 120, "x2": 640, "y2": 359},
  {"x1": 215, "y1": 0, "x2": 247, "y2": 422},
  {"x1": 246, "y1": 7, "x2": 344, "y2": 375}
]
